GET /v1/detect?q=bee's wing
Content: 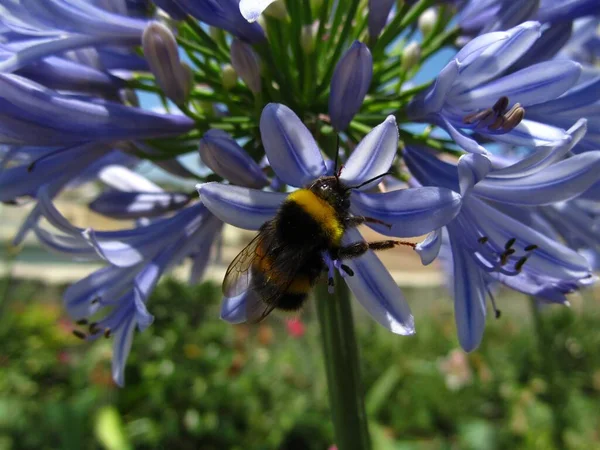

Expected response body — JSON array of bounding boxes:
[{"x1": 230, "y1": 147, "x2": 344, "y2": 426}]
[
  {"x1": 223, "y1": 221, "x2": 305, "y2": 323},
  {"x1": 222, "y1": 231, "x2": 266, "y2": 298},
  {"x1": 243, "y1": 289, "x2": 278, "y2": 324}
]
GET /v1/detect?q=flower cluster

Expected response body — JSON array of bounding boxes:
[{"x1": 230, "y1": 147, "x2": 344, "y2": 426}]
[{"x1": 1, "y1": 0, "x2": 599, "y2": 385}]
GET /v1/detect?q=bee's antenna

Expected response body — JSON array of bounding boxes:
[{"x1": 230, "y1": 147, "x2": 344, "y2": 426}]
[
  {"x1": 346, "y1": 171, "x2": 392, "y2": 190},
  {"x1": 333, "y1": 134, "x2": 341, "y2": 180}
]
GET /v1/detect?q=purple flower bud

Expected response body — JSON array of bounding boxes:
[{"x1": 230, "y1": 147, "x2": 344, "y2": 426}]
[
  {"x1": 230, "y1": 38, "x2": 262, "y2": 94},
  {"x1": 329, "y1": 41, "x2": 373, "y2": 131},
  {"x1": 368, "y1": 0, "x2": 396, "y2": 39},
  {"x1": 142, "y1": 21, "x2": 192, "y2": 105},
  {"x1": 199, "y1": 129, "x2": 269, "y2": 188}
]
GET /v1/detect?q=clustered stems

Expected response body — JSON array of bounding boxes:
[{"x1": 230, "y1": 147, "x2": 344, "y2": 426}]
[
  {"x1": 130, "y1": 0, "x2": 459, "y2": 163},
  {"x1": 316, "y1": 276, "x2": 372, "y2": 450}
]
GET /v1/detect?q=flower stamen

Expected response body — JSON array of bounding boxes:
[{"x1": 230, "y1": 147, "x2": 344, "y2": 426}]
[
  {"x1": 463, "y1": 96, "x2": 525, "y2": 134},
  {"x1": 72, "y1": 329, "x2": 87, "y2": 340}
]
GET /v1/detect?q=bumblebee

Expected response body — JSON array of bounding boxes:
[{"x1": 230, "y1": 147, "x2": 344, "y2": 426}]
[{"x1": 223, "y1": 172, "x2": 413, "y2": 322}]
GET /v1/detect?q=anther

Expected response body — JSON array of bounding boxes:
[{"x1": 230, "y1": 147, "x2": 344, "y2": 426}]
[
  {"x1": 488, "y1": 115, "x2": 505, "y2": 131},
  {"x1": 72, "y1": 330, "x2": 87, "y2": 340},
  {"x1": 104, "y1": 328, "x2": 112, "y2": 339},
  {"x1": 464, "y1": 108, "x2": 493, "y2": 125},
  {"x1": 524, "y1": 244, "x2": 538, "y2": 252},
  {"x1": 91, "y1": 297, "x2": 100, "y2": 305},
  {"x1": 504, "y1": 238, "x2": 516, "y2": 250},
  {"x1": 500, "y1": 253, "x2": 510, "y2": 266},
  {"x1": 501, "y1": 104, "x2": 524, "y2": 131},
  {"x1": 341, "y1": 264, "x2": 354, "y2": 277},
  {"x1": 492, "y1": 96, "x2": 509, "y2": 114},
  {"x1": 504, "y1": 248, "x2": 516, "y2": 256},
  {"x1": 76, "y1": 318, "x2": 88, "y2": 326},
  {"x1": 515, "y1": 256, "x2": 528, "y2": 272},
  {"x1": 478, "y1": 236, "x2": 489, "y2": 244},
  {"x1": 328, "y1": 277, "x2": 334, "y2": 287},
  {"x1": 88, "y1": 322, "x2": 101, "y2": 334}
]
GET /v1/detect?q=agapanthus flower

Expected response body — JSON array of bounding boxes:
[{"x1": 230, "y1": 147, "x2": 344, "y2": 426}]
[
  {"x1": 34, "y1": 174, "x2": 222, "y2": 385},
  {"x1": 0, "y1": 0, "x2": 148, "y2": 73},
  {"x1": 403, "y1": 122, "x2": 600, "y2": 350},
  {"x1": 407, "y1": 21, "x2": 582, "y2": 154},
  {"x1": 198, "y1": 103, "x2": 462, "y2": 335}
]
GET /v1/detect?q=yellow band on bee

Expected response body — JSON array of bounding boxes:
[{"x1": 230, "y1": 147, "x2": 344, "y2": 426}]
[{"x1": 287, "y1": 189, "x2": 344, "y2": 244}]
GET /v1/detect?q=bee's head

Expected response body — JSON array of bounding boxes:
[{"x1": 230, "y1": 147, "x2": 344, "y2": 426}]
[{"x1": 309, "y1": 176, "x2": 351, "y2": 212}]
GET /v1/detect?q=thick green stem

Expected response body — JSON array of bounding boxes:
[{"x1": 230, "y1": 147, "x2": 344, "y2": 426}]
[
  {"x1": 316, "y1": 276, "x2": 371, "y2": 450},
  {"x1": 528, "y1": 297, "x2": 567, "y2": 450}
]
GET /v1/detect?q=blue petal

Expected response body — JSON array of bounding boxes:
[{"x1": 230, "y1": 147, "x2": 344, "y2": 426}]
[
  {"x1": 0, "y1": 142, "x2": 107, "y2": 201},
  {"x1": 152, "y1": 0, "x2": 188, "y2": 20},
  {"x1": 340, "y1": 115, "x2": 397, "y2": 190},
  {"x1": 367, "y1": 0, "x2": 395, "y2": 39},
  {"x1": 63, "y1": 264, "x2": 140, "y2": 319},
  {"x1": 416, "y1": 229, "x2": 443, "y2": 265},
  {"x1": 526, "y1": 75, "x2": 600, "y2": 116},
  {"x1": 434, "y1": 114, "x2": 489, "y2": 154},
  {"x1": 489, "y1": 119, "x2": 568, "y2": 148},
  {"x1": 239, "y1": 0, "x2": 277, "y2": 22},
  {"x1": 451, "y1": 21, "x2": 541, "y2": 94},
  {"x1": 221, "y1": 293, "x2": 250, "y2": 323},
  {"x1": 259, "y1": 103, "x2": 327, "y2": 187},
  {"x1": 407, "y1": 60, "x2": 459, "y2": 117},
  {"x1": 466, "y1": 196, "x2": 591, "y2": 281},
  {"x1": 197, "y1": 182, "x2": 285, "y2": 230},
  {"x1": 199, "y1": 129, "x2": 269, "y2": 188},
  {"x1": 457, "y1": 153, "x2": 492, "y2": 197},
  {"x1": 97, "y1": 165, "x2": 162, "y2": 192},
  {"x1": 342, "y1": 228, "x2": 415, "y2": 335},
  {"x1": 474, "y1": 151, "x2": 600, "y2": 205},
  {"x1": 175, "y1": 0, "x2": 265, "y2": 43},
  {"x1": 0, "y1": 74, "x2": 194, "y2": 145},
  {"x1": 448, "y1": 225, "x2": 487, "y2": 352},
  {"x1": 350, "y1": 187, "x2": 462, "y2": 237},
  {"x1": 89, "y1": 191, "x2": 191, "y2": 220},
  {"x1": 489, "y1": 119, "x2": 586, "y2": 178},
  {"x1": 111, "y1": 314, "x2": 136, "y2": 387},
  {"x1": 451, "y1": 60, "x2": 581, "y2": 109}
]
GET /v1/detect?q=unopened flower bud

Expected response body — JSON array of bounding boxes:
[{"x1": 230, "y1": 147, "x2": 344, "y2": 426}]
[
  {"x1": 222, "y1": 64, "x2": 238, "y2": 90},
  {"x1": 199, "y1": 130, "x2": 269, "y2": 188},
  {"x1": 142, "y1": 22, "x2": 192, "y2": 105},
  {"x1": 401, "y1": 41, "x2": 421, "y2": 71},
  {"x1": 301, "y1": 24, "x2": 316, "y2": 54},
  {"x1": 368, "y1": 0, "x2": 395, "y2": 40},
  {"x1": 418, "y1": 7, "x2": 438, "y2": 37},
  {"x1": 230, "y1": 39, "x2": 262, "y2": 94},
  {"x1": 329, "y1": 41, "x2": 373, "y2": 131}
]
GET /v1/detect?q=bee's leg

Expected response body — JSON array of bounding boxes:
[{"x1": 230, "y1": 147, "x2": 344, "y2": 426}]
[
  {"x1": 337, "y1": 240, "x2": 416, "y2": 259},
  {"x1": 344, "y1": 216, "x2": 392, "y2": 229}
]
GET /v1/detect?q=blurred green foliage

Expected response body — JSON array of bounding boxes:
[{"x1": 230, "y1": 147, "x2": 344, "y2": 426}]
[{"x1": 0, "y1": 275, "x2": 599, "y2": 450}]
